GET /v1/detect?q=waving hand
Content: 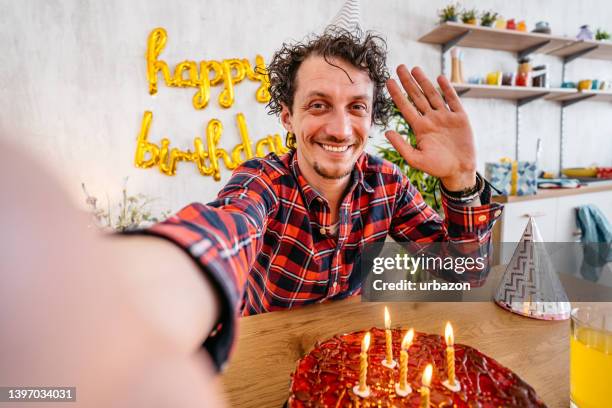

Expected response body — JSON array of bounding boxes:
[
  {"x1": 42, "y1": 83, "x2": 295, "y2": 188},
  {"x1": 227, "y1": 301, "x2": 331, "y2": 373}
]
[{"x1": 385, "y1": 66, "x2": 477, "y2": 192}]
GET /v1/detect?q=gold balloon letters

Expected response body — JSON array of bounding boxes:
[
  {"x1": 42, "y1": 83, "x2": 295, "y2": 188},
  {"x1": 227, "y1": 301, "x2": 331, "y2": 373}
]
[
  {"x1": 146, "y1": 27, "x2": 270, "y2": 109},
  {"x1": 138, "y1": 27, "x2": 282, "y2": 181},
  {"x1": 135, "y1": 111, "x2": 289, "y2": 181}
]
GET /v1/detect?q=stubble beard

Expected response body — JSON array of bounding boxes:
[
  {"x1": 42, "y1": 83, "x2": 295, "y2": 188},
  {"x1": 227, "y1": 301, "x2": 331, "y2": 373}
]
[{"x1": 313, "y1": 161, "x2": 353, "y2": 180}]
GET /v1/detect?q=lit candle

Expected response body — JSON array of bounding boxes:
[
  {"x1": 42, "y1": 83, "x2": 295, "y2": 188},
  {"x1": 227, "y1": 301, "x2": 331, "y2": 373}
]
[
  {"x1": 446, "y1": 322, "x2": 455, "y2": 383},
  {"x1": 382, "y1": 307, "x2": 397, "y2": 368},
  {"x1": 395, "y1": 328, "x2": 415, "y2": 396},
  {"x1": 353, "y1": 332, "x2": 371, "y2": 398},
  {"x1": 442, "y1": 322, "x2": 461, "y2": 392},
  {"x1": 420, "y1": 363, "x2": 432, "y2": 408}
]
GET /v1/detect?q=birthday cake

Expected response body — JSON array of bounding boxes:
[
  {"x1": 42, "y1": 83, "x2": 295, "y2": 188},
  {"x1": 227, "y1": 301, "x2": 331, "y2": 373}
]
[{"x1": 287, "y1": 327, "x2": 546, "y2": 407}]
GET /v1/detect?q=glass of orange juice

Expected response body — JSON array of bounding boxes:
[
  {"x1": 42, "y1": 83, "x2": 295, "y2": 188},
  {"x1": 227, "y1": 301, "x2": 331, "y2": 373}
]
[{"x1": 570, "y1": 305, "x2": 612, "y2": 408}]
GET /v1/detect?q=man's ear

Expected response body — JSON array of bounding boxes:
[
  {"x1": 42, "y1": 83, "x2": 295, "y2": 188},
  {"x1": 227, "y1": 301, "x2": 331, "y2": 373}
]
[{"x1": 280, "y1": 103, "x2": 293, "y2": 132}]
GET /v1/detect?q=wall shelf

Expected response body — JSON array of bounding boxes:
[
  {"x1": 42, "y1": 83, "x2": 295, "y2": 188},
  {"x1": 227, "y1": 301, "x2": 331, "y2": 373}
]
[
  {"x1": 577, "y1": 89, "x2": 612, "y2": 101},
  {"x1": 419, "y1": 22, "x2": 572, "y2": 58},
  {"x1": 452, "y1": 84, "x2": 612, "y2": 105},
  {"x1": 452, "y1": 84, "x2": 575, "y2": 101},
  {"x1": 549, "y1": 89, "x2": 612, "y2": 105},
  {"x1": 419, "y1": 22, "x2": 612, "y2": 61},
  {"x1": 548, "y1": 40, "x2": 612, "y2": 61}
]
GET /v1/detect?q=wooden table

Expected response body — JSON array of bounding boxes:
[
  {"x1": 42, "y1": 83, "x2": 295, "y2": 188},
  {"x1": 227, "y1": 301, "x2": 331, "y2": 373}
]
[{"x1": 221, "y1": 265, "x2": 572, "y2": 407}]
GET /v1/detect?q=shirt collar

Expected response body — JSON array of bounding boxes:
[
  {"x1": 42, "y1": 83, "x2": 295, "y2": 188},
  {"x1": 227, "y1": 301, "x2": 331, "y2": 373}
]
[
  {"x1": 289, "y1": 151, "x2": 374, "y2": 210},
  {"x1": 290, "y1": 152, "x2": 323, "y2": 209},
  {"x1": 355, "y1": 153, "x2": 375, "y2": 194}
]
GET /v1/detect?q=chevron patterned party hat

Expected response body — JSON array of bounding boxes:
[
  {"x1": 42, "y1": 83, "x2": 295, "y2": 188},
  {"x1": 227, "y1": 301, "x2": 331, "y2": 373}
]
[
  {"x1": 325, "y1": 0, "x2": 362, "y2": 34},
  {"x1": 494, "y1": 217, "x2": 571, "y2": 320}
]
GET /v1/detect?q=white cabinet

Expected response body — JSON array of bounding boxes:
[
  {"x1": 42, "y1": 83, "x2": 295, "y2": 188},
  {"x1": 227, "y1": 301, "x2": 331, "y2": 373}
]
[
  {"x1": 496, "y1": 184, "x2": 612, "y2": 268},
  {"x1": 499, "y1": 198, "x2": 558, "y2": 243},
  {"x1": 498, "y1": 186, "x2": 612, "y2": 243}
]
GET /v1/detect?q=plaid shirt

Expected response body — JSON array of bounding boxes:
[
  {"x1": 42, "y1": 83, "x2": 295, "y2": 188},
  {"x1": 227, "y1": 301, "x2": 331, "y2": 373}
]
[{"x1": 145, "y1": 151, "x2": 503, "y2": 370}]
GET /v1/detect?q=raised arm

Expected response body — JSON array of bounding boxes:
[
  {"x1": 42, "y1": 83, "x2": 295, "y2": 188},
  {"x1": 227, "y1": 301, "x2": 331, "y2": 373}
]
[
  {"x1": 1, "y1": 142, "x2": 226, "y2": 407},
  {"x1": 384, "y1": 66, "x2": 503, "y2": 285}
]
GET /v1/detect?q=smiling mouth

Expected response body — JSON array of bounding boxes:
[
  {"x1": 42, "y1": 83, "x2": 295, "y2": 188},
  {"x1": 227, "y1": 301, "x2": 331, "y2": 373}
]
[{"x1": 318, "y1": 143, "x2": 351, "y2": 153}]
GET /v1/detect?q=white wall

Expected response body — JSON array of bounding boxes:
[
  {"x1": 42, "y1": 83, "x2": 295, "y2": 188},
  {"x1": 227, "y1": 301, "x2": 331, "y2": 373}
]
[{"x1": 1, "y1": 0, "x2": 611, "y2": 214}]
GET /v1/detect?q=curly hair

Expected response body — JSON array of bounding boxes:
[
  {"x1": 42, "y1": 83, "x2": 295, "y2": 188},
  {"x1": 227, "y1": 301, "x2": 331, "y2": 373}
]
[{"x1": 266, "y1": 27, "x2": 392, "y2": 148}]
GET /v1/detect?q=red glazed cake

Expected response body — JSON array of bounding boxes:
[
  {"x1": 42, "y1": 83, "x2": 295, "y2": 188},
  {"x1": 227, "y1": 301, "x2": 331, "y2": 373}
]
[{"x1": 287, "y1": 327, "x2": 546, "y2": 407}]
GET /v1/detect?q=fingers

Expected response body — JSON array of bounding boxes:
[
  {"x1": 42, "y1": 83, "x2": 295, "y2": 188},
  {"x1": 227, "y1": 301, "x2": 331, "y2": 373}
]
[
  {"x1": 396, "y1": 65, "x2": 433, "y2": 114},
  {"x1": 386, "y1": 78, "x2": 420, "y2": 126},
  {"x1": 410, "y1": 67, "x2": 447, "y2": 110},
  {"x1": 385, "y1": 130, "x2": 424, "y2": 170},
  {"x1": 437, "y1": 74, "x2": 465, "y2": 113}
]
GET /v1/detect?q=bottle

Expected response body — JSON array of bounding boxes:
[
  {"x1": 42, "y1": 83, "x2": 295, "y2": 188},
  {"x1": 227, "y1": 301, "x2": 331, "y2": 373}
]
[
  {"x1": 516, "y1": 57, "x2": 532, "y2": 87},
  {"x1": 450, "y1": 48, "x2": 464, "y2": 83}
]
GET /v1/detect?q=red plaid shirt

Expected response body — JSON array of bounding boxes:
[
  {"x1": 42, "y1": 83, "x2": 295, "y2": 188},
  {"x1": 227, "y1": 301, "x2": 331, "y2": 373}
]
[{"x1": 145, "y1": 151, "x2": 502, "y2": 370}]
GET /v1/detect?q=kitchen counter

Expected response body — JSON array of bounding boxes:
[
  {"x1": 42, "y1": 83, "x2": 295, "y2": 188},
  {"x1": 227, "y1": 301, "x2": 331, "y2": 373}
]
[{"x1": 492, "y1": 180, "x2": 612, "y2": 203}]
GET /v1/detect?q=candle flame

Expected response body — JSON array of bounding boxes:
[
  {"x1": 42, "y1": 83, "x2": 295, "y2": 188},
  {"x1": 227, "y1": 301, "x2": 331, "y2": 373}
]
[
  {"x1": 402, "y1": 328, "x2": 414, "y2": 350},
  {"x1": 384, "y1": 306, "x2": 391, "y2": 329},
  {"x1": 445, "y1": 321, "x2": 454, "y2": 346},
  {"x1": 422, "y1": 364, "x2": 433, "y2": 387},
  {"x1": 362, "y1": 332, "x2": 371, "y2": 352}
]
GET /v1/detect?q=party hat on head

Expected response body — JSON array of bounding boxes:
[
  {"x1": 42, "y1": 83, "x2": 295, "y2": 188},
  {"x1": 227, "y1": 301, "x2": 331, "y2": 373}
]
[
  {"x1": 325, "y1": 0, "x2": 362, "y2": 34},
  {"x1": 494, "y1": 217, "x2": 571, "y2": 320}
]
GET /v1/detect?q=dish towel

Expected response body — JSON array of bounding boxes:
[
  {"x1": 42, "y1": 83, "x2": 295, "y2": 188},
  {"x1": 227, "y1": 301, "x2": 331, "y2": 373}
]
[{"x1": 576, "y1": 205, "x2": 612, "y2": 282}]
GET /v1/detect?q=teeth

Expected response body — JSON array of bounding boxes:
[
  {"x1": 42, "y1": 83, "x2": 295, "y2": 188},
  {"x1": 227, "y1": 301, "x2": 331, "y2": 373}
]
[{"x1": 321, "y1": 144, "x2": 349, "y2": 153}]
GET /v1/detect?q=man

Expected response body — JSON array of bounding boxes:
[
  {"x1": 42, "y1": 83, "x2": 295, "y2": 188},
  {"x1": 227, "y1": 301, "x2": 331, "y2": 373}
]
[
  {"x1": 139, "y1": 28, "x2": 502, "y2": 370},
  {"x1": 2, "y1": 30, "x2": 502, "y2": 405}
]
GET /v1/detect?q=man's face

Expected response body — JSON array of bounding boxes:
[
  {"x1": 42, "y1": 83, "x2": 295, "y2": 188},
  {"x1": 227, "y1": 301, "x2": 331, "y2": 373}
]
[{"x1": 281, "y1": 56, "x2": 374, "y2": 181}]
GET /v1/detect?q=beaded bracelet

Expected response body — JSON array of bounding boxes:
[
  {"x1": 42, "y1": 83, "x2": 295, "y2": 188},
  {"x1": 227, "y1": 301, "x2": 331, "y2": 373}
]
[{"x1": 439, "y1": 173, "x2": 485, "y2": 204}]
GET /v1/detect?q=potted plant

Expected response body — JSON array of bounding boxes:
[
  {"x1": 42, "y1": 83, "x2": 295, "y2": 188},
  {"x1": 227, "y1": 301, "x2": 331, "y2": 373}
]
[
  {"x1": 461, "y1": 8, "x2": 478, "y2": 25},
  {"x1": 377, "y1": 106, "x2": 440, "y2": 212},
  {"x1": 438, "y1": 3, "x2": 460, "y2": 23},
  {"x1": 480, "y1": 10, "x2": 498, "y2": 27},
  {"x1": 595, "y1": 28, "x2": 611, "y2": 41}
]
